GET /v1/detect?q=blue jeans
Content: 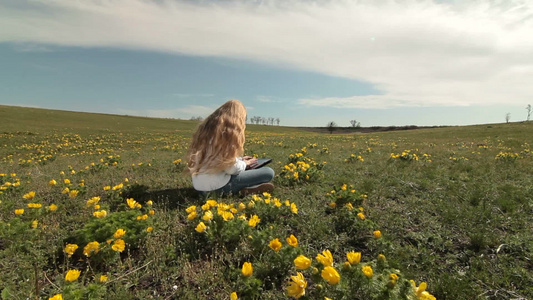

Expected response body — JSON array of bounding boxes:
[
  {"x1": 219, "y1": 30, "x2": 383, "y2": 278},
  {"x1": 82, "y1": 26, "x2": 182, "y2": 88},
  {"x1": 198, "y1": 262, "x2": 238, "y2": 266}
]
[{"x1": 215, "y1": 167, "x2": 275, "y2": 196}]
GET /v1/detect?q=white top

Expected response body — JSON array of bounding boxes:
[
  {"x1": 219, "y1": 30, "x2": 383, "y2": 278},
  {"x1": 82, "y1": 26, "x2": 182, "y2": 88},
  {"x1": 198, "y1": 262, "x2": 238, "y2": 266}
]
[{"x1": 192, "y1": 157, "x2": 246, "y2": 191}]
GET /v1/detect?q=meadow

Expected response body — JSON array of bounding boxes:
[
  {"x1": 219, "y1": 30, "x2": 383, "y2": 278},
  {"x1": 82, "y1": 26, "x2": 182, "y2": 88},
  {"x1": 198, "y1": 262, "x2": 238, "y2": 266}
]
[{"x1": 0, "y1": 105, "x2": 532, "y2": 300}]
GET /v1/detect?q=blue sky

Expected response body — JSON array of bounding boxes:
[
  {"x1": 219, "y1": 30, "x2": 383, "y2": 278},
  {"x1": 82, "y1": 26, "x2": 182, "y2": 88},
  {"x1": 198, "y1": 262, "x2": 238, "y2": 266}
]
[{"x1": 1, "y1": 0, "x2": 532, "y2": 127}]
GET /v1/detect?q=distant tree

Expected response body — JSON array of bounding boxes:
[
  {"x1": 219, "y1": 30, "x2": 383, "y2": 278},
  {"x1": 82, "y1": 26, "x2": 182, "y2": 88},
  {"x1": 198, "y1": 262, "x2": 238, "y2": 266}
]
[
  {"x1": 327, "y1": 121, "x2": 337, "y2": 134},
  {"x1": 350, "y1": 120, "x2": 361, "y2": 128},
  {"x1": 505, "y1": 113, "x2": 511, "y2": 123},
  {"x1": 276, "y1": 118, "x2": 280, "y2": 126},
  {"x1": 190, "y1": 116, "x2": 203, "y2": 121},
  {"x1": 527, "y1": 104, "x2": 532, "y2": 121}
]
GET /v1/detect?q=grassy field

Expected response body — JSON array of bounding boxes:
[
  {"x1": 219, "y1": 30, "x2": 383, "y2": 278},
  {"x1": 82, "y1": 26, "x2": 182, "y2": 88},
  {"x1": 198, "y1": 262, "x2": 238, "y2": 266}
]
[{"x1": 0, "y1": 105, "x2": 532, "y2": 300}]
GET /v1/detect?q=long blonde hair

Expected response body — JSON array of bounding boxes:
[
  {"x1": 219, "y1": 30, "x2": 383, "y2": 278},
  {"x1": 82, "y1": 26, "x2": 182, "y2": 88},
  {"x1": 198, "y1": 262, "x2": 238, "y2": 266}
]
[{"x1": 187, "y1": 100, "x2": 247, "y2": 175}]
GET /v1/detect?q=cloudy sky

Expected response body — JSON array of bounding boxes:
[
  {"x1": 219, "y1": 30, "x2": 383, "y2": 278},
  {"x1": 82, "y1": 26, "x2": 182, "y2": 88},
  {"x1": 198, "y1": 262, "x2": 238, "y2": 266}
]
[{"x1": 1, "y1": 0, "x2": 532, "y2": 127}]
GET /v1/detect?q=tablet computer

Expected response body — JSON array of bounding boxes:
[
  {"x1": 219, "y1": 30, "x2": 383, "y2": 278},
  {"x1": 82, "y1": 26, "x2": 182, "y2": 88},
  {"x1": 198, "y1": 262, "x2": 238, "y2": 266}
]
[{"x1": 251, "y1": 158, "x2": 272, "y2": 169}]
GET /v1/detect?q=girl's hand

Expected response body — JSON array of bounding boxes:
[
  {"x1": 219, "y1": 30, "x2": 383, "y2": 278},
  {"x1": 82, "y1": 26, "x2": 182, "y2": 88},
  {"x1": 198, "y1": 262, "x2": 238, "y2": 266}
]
[{"x1": 244, "y1": 157, "x2": 258, "y2": 169}]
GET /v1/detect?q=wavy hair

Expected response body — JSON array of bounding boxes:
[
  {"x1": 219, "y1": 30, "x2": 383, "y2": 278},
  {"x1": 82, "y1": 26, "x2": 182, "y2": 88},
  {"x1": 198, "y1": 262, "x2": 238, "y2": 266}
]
[{"x1": 187, "y1": 100, "x2": 247, "y2": 175}]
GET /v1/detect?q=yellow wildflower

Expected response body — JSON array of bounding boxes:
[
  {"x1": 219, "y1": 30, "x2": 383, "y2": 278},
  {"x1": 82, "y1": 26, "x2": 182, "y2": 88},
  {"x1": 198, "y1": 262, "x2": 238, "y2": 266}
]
[
  {"x1": 113, "y1": 229, "x2": 126, "y2": 239},
  {"x1": 112, "y1": 239, "x2": 125, "y2": 252},
  {"x1": 68, "y1": 190, "x2": 79, "y2": 198},
  {"x1": 374, "y1": 230, "x2": 382, "y2": 238},
  {"x1": 316, "y1": 249, "x2": 333, "y2": 267},
  {"x1": 83, "y1": 241, "x2": 100, "y2": 257},
  {"x1": 202, "y1": 210, "x2": 213, "y2": 221},
  {"x1": 65, "y1": 269, "x2": 81, "y2": 282},
  {"x1": 269, "y1": 238, "x2": 282, "y2": 252},
  {"x1": 127, "y1": 198, "x2": 141, "y2": 209},
  {"x1": 206, "y1": 200, "x2": 217, "y2": 207},
  {"x1": 49, "y1": 204, "x2": 58, "y2": 211},
  {"x1": 221, "y1": 211, "x2": 234, "y2": 221},
  {"x1": 31, "y1": 220, "x2": 38, "y2": 228},
  {"x1": 136, "y1": 214, "x2": 148, "y2": 220},
  {"x1": 64, "y1": 244, "x2": 78, "y2": 257},
  {"x1": 238, "y1": 202, "x2": 246, "y2": 211},
  {"x1": 195, "y1": 222, "x2": 207, "y2": 233},
  {"x1": 61, "y1": 187, "x2": 69, "y2": 194},
  {"x1": 15, "y1": 209, "x2": 24, "y2": 215},
  {"x1": 64, "y1": 179, "x2": 71, "y2": 185},
  {"x1": 321, "y1": 266, "x2": 340, "y2": 285},
  {"x1": 248, "y1": 215, "x2": 260, "y2": 227},
  {"x1": 241, "y1": 262, "x2": 253, "y2": 277},
  {"x1": 149, "y1": 209, "x2": 155, "y2": 215},
  {"x1": 27, "y1": 203, "x2": 42, "y2": 208},
  {"x1": 294, "y1": 255, "x2": 312, "y2": 270},
  {"x1": 86, "y1": 196, "x2": 101, "y2": 207},
  {"x1": 185, "y1": 205, "x2": 196, "y2": 213},
  {"x1": 93, "y1": 210, "x2": 107, "y2": 218},
  {"x1": 286, "y1": 234, "x2": 298, "y2": 247},
  {"x1": 187, "y1": 211, "x2": 197, "y2": 220},
  {"x1": 346, "y1": 251, "x2": 361, "y2": 265},
  {"x1": 357, "y1": 212, "x2": 365, "y2": 220},
  {"x1": 146, "y1": 200, "x2": 153, "y2": 206},
  {"x1": 291, "y1": 203, "x2": 298, "y2": 214},
  {"x1": 287, "y1": 272, "x2": 307, "y2": 299},
  {"x1": 362, "y1": 265, "x2": 373, "y2": 278},
  {"x1": 23, "y1": 191, "x2": 36, "y2": 200},
  {"x1": 103, "y1": 185, "x2": 111, "y2": 191},
  {"x1": 230, "y1": 292, "x2": 238, "y2": 300},
  {"x1": 49, "y1": 294, "x2": 63, "y2": 300},
  {"x1": 99, "y1": 275, "x2": 108, "y2": 283},
  {"x1": 146, "y1": 227, "x2": 153, "y2": 232}
]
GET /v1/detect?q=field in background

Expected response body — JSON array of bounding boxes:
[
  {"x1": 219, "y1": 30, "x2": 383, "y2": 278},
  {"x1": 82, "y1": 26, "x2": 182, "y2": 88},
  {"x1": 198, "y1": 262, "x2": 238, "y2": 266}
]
[{"x1": 1, "y1": 105, "x2": 532, "y2": 299}]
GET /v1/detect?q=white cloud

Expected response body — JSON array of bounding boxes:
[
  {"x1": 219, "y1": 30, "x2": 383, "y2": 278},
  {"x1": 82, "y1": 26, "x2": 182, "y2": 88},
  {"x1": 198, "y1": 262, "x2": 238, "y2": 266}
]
[{"x1": 2, "y1": 0, "x2": 533, "y2": 109}]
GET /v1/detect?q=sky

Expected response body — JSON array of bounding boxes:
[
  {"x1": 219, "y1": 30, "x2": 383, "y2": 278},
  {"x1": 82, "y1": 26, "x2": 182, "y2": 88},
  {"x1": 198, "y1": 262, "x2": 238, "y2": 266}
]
[{"x1": 1, "y1": 0, "x2": 533, "y2": 127}]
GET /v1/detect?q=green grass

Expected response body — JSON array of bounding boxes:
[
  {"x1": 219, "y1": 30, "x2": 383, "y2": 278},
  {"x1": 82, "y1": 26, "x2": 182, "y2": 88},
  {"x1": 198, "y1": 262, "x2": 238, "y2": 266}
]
[{"x1": 0, "y1": 105, "x2": 532, "y2": 299}]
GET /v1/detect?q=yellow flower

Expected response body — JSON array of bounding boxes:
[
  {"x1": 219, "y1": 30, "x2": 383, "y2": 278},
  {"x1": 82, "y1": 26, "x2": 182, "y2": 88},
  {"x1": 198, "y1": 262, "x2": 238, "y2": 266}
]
[
  {"x1": 65, "y1": 269, "x2": 81, "y2": 282},
  {"x1": 346, "y1": 202, "x2": 354, "y2": 210},
  {"x1": 146, "y1": 226, "x2": 154, "y2": 232},
  {"x1": 27, "y1": 203, "x2": 42, "y2": 208},
  {"x1": 103, "y1": 185, "x2": 111, "y2": 191},
  {"x1": 321, "y1": 266, "x2": 340, "y2": 285},
  {"x1": 64, "y1": 179, "x2": 71, "y2": 185},
  {"x1": 113, "y1": 229, "x2": 126, "y2": 239},
  {"x1": 136, "y1": 214, "x2": 148, "y2": 220},
  {"x1": 202, "y1": 210, "x2": 213, "y2": 221},
  {"x1": 378, "y1": 254, "x2": 386, "y2": 261},
  {"x1": 248, "y1": 215, "x2": 260, "y2": 227},
  {"x1": 149, "y1": 209, "x2": 155, "y2": 215},
  {"x1": 316, "y1": 249, "x2": 333, "y2": 267},
  {"x1": 112, "y1": 239, "x2": 125, "y2": 252},
  {"x1": 86, "y1": 196, "x2": 101, "y2": 207},
  {"x1": 185, "y1": 205, "x2": 196, "y2": 213},
  {"x1": 49, "y1": 294, "x2": 63, "y2": 300},
  {"x1": 127, "y1": 198, "x2": 141, "y2": 209},
  {"x1": 294, "y1": 255, "x2": 312, "y2": 270},
  {"x1": 287, "y1": 272, "x2": 307, "y2": 299},
  {"x1": 64, "y1": 244, "x2": 78, "y2": 257},
  {"x1": 31, "y1": 220, "x2": 38, "y2": 228},
  {"x1": 238, "y1": 202, "x2": 246, "y2": 211},
  {"x1": 374, "y1": 230, "x2": 382, "y2": 238},
  {"x1": 48, "y1": 204, "x2": 58, "y2": 211},
  {"x1": 146, "y1": 200, "x2": 153, "y2": 206},
  {"x1": 388, "y1": 273, "x2": 399, "y2": 288},
  {"x1": 357, "y1": 212, "x2": 365, "y2": 220},
  {"x1": 93, "y1": 210, "x2": 107, "y2": 218},
  {"x1": 290, "y1": 203, "x2": 298, "y2": 214},
  {"x1": 206, "y1": 200, "x2": 217, "y2": 207},
  {"x1": 230, "y1": 292, "x2": 238, "y2": 300},
  {"x1": 112, "y1": 183, "x2": 123, "y2": 190},
  {"x1": 186, "y1": 210, "x2": 197, "y2": 220},
  {"x1": 241, "y1": 262, "x2": 253, "y2": 277},
  {"x1": 221, "y1": 211, "x2": 234, "y2": 221},
  {"x1": 195, "y1": 222, "x2": 207, "y2": 233},
  {"x1": 269, "y1": 238, "x2": 282, "y2": 252},
  {"x1": 83, "y1": 241, "x2": 100, "y2": 257},
  {"x1": 15, "y1": 209, "x2": 24, "y2": 215},
  {"x1": 362, "y1": 265, "x2": 373, "y2": 278},
  {"x1": 346, "y1": 252, "x2": 361, "y2": 265},
  {"x1": 23, "y1": 191, "x2": 36, "y2": 200},
  {"x1": 286, "y1": 234, "x2": 298, "y2": 247},
  {"x1": 201, "y1": 203, "x2": 210, "y2": 210},
  {"x1": 68, "y1": 190, "x2": 79, "y2": 198},
  {"x1": 99, "y1": 275, "x2": 108, "y2": 283}
]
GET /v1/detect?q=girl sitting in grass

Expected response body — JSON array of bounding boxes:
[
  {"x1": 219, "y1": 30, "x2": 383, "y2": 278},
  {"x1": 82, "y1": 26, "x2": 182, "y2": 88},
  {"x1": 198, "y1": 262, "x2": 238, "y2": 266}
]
[{"x1": 186, "y1": 99, "x2": 274, "y2": 196}]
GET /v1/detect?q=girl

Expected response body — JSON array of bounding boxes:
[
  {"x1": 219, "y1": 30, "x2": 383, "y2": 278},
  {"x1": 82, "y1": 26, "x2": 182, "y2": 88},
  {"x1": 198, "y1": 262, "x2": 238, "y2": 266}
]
[{"x1": 186, "y1": 100, "x2": 274, "y2": 196}]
